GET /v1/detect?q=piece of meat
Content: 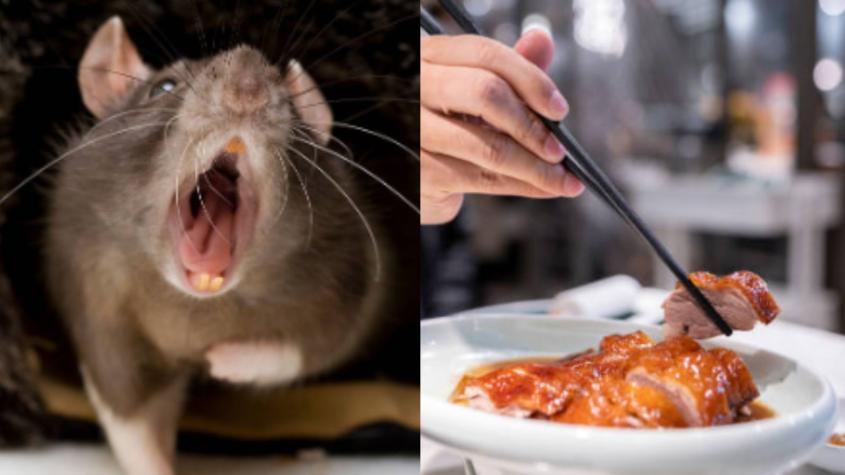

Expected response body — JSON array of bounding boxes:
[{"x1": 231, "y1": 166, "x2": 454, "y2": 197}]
[
  {"x1": 662, "y1": 271, "x2": 780, "y2": 339},
  {"x1": 555, "y1": 379, "x2": 687, "y2": 428},
  {"x1": 451, "y1": 332, "x2": 759, "y2": 428},
  {"x1": 452, "y1": 332, "x2": 654, "y2": 418},
  {"x1": 626, "y1": 337, "x2": 758, "y2": 426}
]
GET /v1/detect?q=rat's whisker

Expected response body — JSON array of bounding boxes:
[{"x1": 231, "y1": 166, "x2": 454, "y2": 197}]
[
  {"x1": 123, "y1": 5, "x2": 201, "y2": 94},
  {"x1": 339, "y1": 94, "x2": 419, "y2": 124},
  {"x1": 192, "y1": 149, "x2": 230, "y2": 247},
  {"x1": 273, "y1": 149, "x2": 290, "y2": 223},
  {"x1": 37, "y1": 65, "x2": 145, "y2": 83},
  {"x1": 276, "y1": 146, "x2": 314, "y2": 244},
  {"x1": 277, "y1": 0, "x2": 321, "y2": 66},
  {"x1": 174, "y1": 137, "x2": 202, "y2": 256},
  {"x1": 72, "y1": 66, "x2": 188, "y2": 101},
  {"x1": 286, "y1": 74, "x2": 418, "y2": 100},
  {"x1": 269, "y1": 148, "x2": 293, "y2": 226},
  {"x1": 298, "y1": 120, "x2": 419, "y2": 162},
  {"x1": 290, "y1": 128, "x2": 419, "y2": 214},
  {"x1": 281, "y1": 0, "x2": 367, "y2": 66},
  {"x1": 124, "y1": 4, "x2": 181, "y2": 64},
  {"x1": 286, "y1": 145, "x2": 381, "y2": 281},
  {"x1": 82, "y1": 106, "x2": 180, "y2": 139},
  {"x1": 201, "y1": 173, "x2": 235, "y2": 208},
  {"x1": 0, "y1": 122, "x2": 169, "y2": 207},
  {"x1": 291, "y1": 132, "x2": 418, "y2": 215},
  {"x1": 191, "y1": 0, "x2": 210, "y2": 56},
  {"x1": 260, "y1": 2, "x2": 288, "y2": 53},
  {"x1": 163, "y1": 113, "x2": 184, "y2": 144},
  {"x1": 294, "y1": 96, "x2": 420, "y2": 110},
  {"x1": 287, "y1": 11, "x2": 418, "y2": 86},
  {"x1": 317, "y1": 129, "x2": 355, "y2": 167}
]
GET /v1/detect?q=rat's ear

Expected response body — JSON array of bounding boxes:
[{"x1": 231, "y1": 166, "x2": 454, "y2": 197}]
[
  {"x1": 78, "y1": 16, "x2": 151, "y2": 118},
  {"x1": 285, "y1": 60, "x2": 332, "y2": 145}
]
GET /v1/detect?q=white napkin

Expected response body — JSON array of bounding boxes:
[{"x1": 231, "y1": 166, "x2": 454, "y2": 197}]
[{"x1": 549, "y1": 275, "x2": 641, "y2": 319}]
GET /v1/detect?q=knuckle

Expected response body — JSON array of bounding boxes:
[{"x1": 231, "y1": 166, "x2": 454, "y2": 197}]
[
  {"x1": 482, "y1": 133, "x2": 510, "y2": 168},
  {"x1": 476, "y1": 74, "x2": 509, "y2": 106},
  {"x1": 476, "y1": 39, "x2": 503, "y2": 67},
  {"x1": 477, "y1": 169, "x2": 500, "y2": 192}
]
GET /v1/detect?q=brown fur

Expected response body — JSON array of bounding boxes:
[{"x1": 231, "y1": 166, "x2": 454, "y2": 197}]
[
  {"x1": 46, "y1": 44, "x2": 390, "y2": 417},
  {"x1": 0, "y1": 0, "x2": 418, "y2": 446}
]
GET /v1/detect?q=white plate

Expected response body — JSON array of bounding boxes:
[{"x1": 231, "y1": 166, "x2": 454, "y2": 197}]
[
  {"x1": 809, "y1": 398, "x2": 845, "y2": 473},
  {"x1": 421, "y1": 315, "x2": 837, "y2": 475}
]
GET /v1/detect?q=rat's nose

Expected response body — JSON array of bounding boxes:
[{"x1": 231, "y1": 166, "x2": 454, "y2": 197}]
[{"x1": 223, "y1": 71, "x2": 269, "y2": 114}]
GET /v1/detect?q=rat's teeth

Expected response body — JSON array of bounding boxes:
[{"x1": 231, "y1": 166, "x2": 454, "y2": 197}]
[
  {"x1": 209, "y1": 276, "x2": 224, "y2": 292},
  {"x1": 224, "y1": 137, "x2": 246, "y2": 155},
  {"x1": 193, "y1": 273, "x2": 211, "y2": 292}
]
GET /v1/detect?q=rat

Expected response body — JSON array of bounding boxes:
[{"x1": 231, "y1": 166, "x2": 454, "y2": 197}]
[{"x1": 44, "y1": 16, "x2": 397, "y2": 475}]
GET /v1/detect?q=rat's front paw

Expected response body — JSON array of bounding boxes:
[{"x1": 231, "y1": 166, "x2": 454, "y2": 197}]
[{"x1": 205, "y1": 341, "x2": 303, "y2": 386}]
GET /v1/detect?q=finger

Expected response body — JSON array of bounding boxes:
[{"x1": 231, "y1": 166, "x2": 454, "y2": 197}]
[
  {"x1": 422, "y1": 35, "x2": 568, "y2": 120},
  {"x1": 420, "y1": 147, "x2": 466, "y2": 225},
  {"x1": 420, "y1": 107, "x2": 564, "y2": 194},
  {"x1": 421, "y1": 63, "x2": 565, "y2": 163},
  {"x1": 514, "y1": 29, "x2": 554, "y2": 71},
  {"x1": 421, "y1": 192, "x2": 464, "y2": 225},
  {"x1": 422, "y1": 107, "x2": 580, "y2": 196},
  {"x1": 422, "y1": 149, "x2": 561, "y2": 198}
]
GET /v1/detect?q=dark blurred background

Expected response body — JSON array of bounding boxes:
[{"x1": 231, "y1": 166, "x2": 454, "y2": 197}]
[{"x1": 423, "y1": 0, "x2": 845, "y2": 332}]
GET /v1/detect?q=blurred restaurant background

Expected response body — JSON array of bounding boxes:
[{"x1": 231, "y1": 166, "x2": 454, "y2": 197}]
[{"x1": 422, "y1": 0, "x2": 845, "y2": 332}]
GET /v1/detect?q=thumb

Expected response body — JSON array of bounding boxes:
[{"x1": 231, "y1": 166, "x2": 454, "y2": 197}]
[{"x1": 513, "y1": 28, "x2": 555, "y2": 71}]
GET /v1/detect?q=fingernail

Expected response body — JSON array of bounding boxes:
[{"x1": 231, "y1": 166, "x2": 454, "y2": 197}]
[
  {"x1": 544, "y1": 134, "x2": 565, "y2": 161},
  {"x1": 563, "y1": 173, "x2": 586, "y2": 197},
  {"x1": 549, "y1": 90, "x2": 569, "y2": 118}
]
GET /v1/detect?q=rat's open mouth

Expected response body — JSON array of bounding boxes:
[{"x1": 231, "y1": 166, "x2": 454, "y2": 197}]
[{"x1": 169, "y1": 137, "x2": 257, "y2": 295}]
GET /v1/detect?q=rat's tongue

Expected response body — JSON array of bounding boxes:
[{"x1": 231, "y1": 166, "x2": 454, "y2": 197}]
[{"x1": 177, "y1": 170, "x2": 236, "y2": 287}]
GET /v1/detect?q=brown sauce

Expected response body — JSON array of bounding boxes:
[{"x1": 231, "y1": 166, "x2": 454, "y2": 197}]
[
  {"x1": 736, "y1": 401, "x2": 776, "y2": 423},
  {"x1": 829, "y1": 433, "x2": 845, "y2": 446}
]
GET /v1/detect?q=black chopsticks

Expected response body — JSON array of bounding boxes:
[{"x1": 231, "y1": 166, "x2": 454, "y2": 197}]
[
  {"x1": 422, "y1": 0, "x2": 733, "y2": 337},
  {"x1": 420, "y1": 5, "x2": 444, "y2": 35}
]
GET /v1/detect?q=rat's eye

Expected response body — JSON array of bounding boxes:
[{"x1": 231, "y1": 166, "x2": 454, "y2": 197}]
[{"x1": 150, "y1": 78, "x2": 178, "y2": 98}]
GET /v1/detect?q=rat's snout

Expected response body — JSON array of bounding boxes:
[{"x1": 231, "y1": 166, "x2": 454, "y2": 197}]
[
  {"x1": 223, "y1": 71, "x2": 268, "y2": 114},
  {"x1": 220, "y1": 47, "x2": 273, "y2": 114}
]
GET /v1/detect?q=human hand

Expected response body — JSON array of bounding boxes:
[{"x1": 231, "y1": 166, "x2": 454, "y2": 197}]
[{"x1": 420, "y1": 30, "x2": 584, "y2": 224}]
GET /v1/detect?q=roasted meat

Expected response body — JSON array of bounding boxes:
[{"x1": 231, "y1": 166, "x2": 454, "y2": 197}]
[
  {"x1": 663, "y1": 271, "x2": 780, "y2": 339},
  {"x1": 451, "y1": 331, "x2": 759, "y2": 428}
]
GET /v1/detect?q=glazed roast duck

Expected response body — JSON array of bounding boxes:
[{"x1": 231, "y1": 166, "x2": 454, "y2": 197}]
[{"x1": 451, "y1": 271, "x2": 781, "y2": 428}]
